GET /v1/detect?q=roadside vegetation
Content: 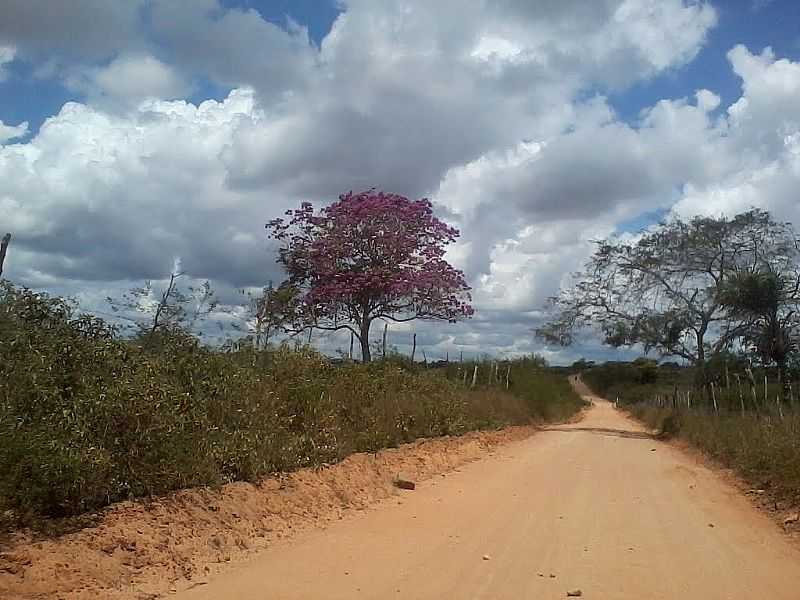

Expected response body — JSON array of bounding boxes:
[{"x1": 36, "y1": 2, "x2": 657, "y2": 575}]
[
  {"x1": 539, "y1": 208, "x2": 800, "y2": 508},
  {"x1": 582, "y1": 359, "x2": 800, "y2": 505},
  {"x1": 0, "y1": 281, "x2": 582, "y2": 527}
]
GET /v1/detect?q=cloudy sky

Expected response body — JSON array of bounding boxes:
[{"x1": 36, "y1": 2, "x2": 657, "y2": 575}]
[{"x1": 1, "y1": 0, "x2": 800, "y2": 363}]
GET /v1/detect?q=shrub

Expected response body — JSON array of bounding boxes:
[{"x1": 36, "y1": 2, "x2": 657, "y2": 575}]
[{"x1": 0, "y1": 283, "x2": 582, "y2": 523}]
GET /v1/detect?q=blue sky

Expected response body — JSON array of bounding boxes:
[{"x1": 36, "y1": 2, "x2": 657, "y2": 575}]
[
  {"x1": 2, "y1": 1, "x2": 800, "y2": 362},
  {"x1": 224, "y1": 0, "x2": 343, "y2": 45},
  {"x1": 612, "y1": 0, "x2": 800, "y2": 121},
  {"x1": 0, "y1": 0, "x2": 343, "y2": 134},
  {"x1": 0, "y1": 0, "x2": 341, "y2": 132},
  {"x1": 2, "y1": 0, "x2": 798, "y2": 136}
]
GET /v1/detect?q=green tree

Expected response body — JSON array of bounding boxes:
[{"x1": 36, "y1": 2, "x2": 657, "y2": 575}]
[
  {"x1": 537, "y1": 209, "x2": 796, "y2": 385},
  {"x1": 719, "y1": 271, "x2": 800, "y2": 401}
]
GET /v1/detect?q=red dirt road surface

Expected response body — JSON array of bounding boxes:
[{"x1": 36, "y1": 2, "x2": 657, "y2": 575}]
[{"x1": 176, "y1": 377, "x2": 800, "y2": 599}]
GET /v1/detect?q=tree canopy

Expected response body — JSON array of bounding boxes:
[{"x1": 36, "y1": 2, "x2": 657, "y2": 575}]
[
  {"x1": 266, "y1": 190, "x2": 473, "y2": 361},
  {"x1": 537, "y1": 209, "x2": 800, "y2": 378},
  {"x1": 719, "y1": 267, "x2": 800, "y2": 399}
]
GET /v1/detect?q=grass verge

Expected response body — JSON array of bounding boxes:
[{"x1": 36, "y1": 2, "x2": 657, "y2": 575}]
[
  {"x1": 630, "y1": 405, "x2": 800, "y2": 505},
  {"x1": 582, "y1": 360, "x2": 800, "y2": 508}
]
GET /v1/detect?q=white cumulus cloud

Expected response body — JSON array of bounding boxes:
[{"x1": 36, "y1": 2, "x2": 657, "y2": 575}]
[
  {"x1": 0, "y1": 45, "x2": 15, "y2": 81},
  {"x1": 8, "y1": 1, "x2": 800, "y2": 362},
  {"x1": 0, "y1": 119, "x2": 28, "y2": 143},
  {"x1": 86, "y1": 53, "x2": 191, "y2": 106}
]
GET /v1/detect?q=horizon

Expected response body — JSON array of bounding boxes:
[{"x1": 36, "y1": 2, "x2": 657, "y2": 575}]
[{"x1": 2, "y1": 0, "x2": 800, "y2": 364}]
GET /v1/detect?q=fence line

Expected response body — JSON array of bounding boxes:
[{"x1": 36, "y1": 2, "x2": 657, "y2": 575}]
[{"x1": 639, "y1": 369, "x2": 798, "y2": 419}]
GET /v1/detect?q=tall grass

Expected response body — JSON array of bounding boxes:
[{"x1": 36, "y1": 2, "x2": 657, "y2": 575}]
[
  {"x1": 0, "y1": 282, "x2": 582, "y2": 524},
  {"x1": 631, "y1": 406, "x2": 800, "y2": 503},
  {"x1": 439, "y1": 356, "x2": 585, "y2": 422},
  {"x1": 584, "y1": 360, "x2": 800, "y2": 505}
]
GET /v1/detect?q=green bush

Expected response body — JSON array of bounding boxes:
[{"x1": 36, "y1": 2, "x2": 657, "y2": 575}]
[{"x1": 0, "y1": 283, "x2": 582, "y2": 523}]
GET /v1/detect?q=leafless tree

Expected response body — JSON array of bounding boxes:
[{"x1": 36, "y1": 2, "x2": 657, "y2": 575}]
[
  {"x1": 107, "y1": 270, "x2": 218, "y2": 339},
  {"x1": 239, "y1": 282, "x2": 303, "y2": 350}
]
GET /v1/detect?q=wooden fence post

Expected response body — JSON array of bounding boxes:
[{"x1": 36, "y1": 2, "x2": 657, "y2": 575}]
[
  {"x1": 505, "y1": 365, "x2": 510, "y2": 389},
  {"x1": 382, "y1": 323, "x2": 388, "y2": 359},
  {"x1": 349, "y1": 331, "x2": 354, "y2": 360},
  {"x1": 746, "y1": 367, "x2": 758, "y2": 413},
  {"x1": 764, "y1": 375, "x2": 769, "y2": 406},
  {"x1": 411, "y1": 333, "x2": 416, "y2": 363},
  {"x1": 725, "y1": 361, "x2": 731, "y2": 390},
  {"x1": 0, "y1": 233, "x2": 10, "y2": 279},
  {"x1": 735, "y1": 374, "x2": 744, "y2": 414}
]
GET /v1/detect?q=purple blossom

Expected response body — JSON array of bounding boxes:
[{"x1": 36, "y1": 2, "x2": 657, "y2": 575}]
[{"x1": 266, "y1": 189, "x2": 473, "y2": 360}]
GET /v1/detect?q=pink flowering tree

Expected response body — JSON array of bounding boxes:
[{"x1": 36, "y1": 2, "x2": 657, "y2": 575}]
[{"x1": 266, "y1": 190, "x2": 474, "y2": 362}]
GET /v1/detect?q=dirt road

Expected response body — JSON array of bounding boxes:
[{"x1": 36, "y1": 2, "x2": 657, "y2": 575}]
[{"x1": 177, "y1": 378, "x2": 800, "y2": 599}]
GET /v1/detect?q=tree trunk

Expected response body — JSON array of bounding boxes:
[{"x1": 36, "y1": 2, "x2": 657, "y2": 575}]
[
  {"x1": 359, "y1": 318, "x2": 372, "y2": 363},
  {"x1": 696, "y1": 331, "x2": 709, "y2": 405},
  {"x1": 0, "y1": 233, "x2": 10, "y2": 278},
  {"x1": 735, "y1": 374, "x2": 745, "y2": 414},
  {"x1": 411, "y1": 333, "x2": 416, "y2": 362},
  {"x1": 151, "y1": 273, "x2": 178, "y2": 335}
]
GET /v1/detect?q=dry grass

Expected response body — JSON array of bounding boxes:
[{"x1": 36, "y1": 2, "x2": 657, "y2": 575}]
[
  {"x1": 0, "y1": 282, "x2": 582, "y2": 526},
  {"x1": 631, "y1": 406, "x2": 800, "y2": 504}
]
